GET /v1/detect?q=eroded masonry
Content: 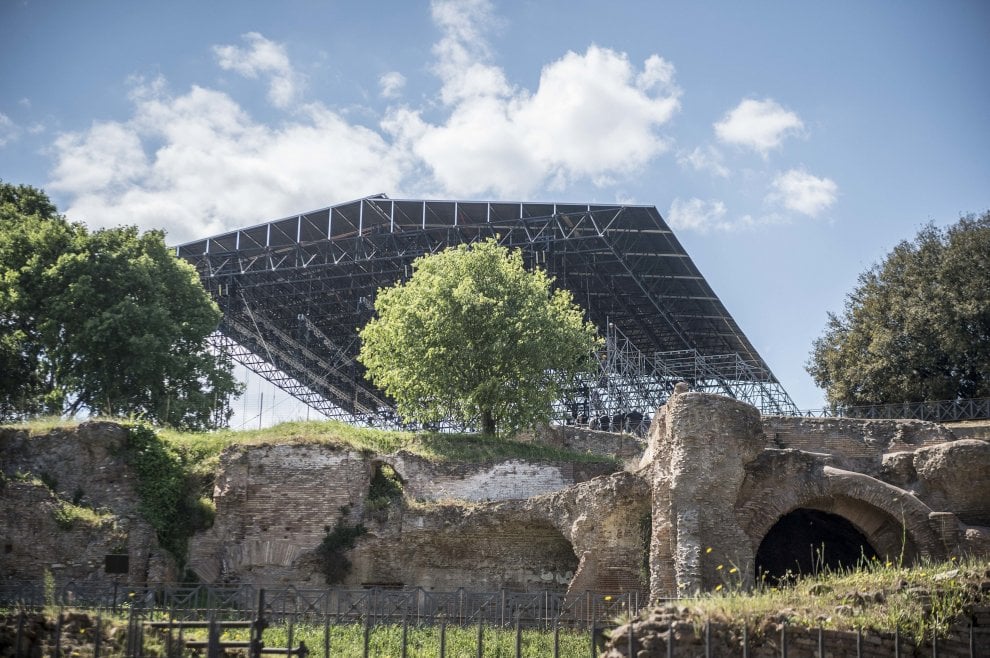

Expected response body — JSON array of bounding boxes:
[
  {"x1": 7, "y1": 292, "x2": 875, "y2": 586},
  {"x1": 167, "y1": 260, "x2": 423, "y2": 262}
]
[{"x1": 2, "y1": 391, "x2": 988, "y2": 600}]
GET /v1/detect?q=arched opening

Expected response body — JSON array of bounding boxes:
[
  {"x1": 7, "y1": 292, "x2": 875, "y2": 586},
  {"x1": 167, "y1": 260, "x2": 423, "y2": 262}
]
[{"x1": 755, "y1": 508, "x2": 879, "y2": 582}]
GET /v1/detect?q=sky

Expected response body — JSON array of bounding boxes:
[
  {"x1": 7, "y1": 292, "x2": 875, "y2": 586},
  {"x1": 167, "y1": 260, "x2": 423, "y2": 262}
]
[{"x1": 1, "y1": 0, "x2": 988, "y2": 416}]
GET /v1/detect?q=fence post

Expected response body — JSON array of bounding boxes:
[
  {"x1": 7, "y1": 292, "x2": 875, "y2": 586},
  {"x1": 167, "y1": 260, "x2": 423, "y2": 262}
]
[
  {"x1": 251, "y1": 589, "x2": 267, "y2": 658},
  {"x1": 781, "y1": 621, "x2": 787, "y2": 658},
  {"x1": 742, "y1": 623, "x2": 748, "y2": 658},
  {"x1": 476, "y1": 617, "x2": 484, "y2": 658},
  {"x1": 515, "y1": 613, "x2": 522, "y2": 658},
  {"x1": 631, "y1": 618, "x2": 637, "y2": 658},
  {"x1": 553, "y1": 617, "x2": 560, "y2": 658},
  {"x1": 667, "y1": 625, "x2": 674, "y2": 658},
  {"x1": 817, "y1": 627, "x2": 823, "y2": 658},
  {"x1": 705, "y1": 620, "x2": 711, "y2": 658},
  {"x1": 401, "y1": 613, "x2": 408, "y2": 658},
  {"x1": 363, "y1": 614, "x2": 371, "y2": 658},
  {"x1": 94, "y1": 615, "x2": 102, "y2": 658},
  {"x1": 15, "y1": 610, "x2": 24, "y2": 658},
  {"x1": 287, "y1": 614, "x2": 295, "y2": 658},
  {"x1": 323, "y1": 616, "x2": 330, "y2": 658},
  {"x1": 895, "y1": 626, "x2": 900, "y2": 658},
  {"x1": 590, "y1": 621, "x2": 597, "y2": 658},
  {"x1": 440, "y1": 617, "x2": 447, "y2": 658},
  {"x1": 856, "y1": 627, "x2": 862, "y2": 658},
  {"x1": 54, "y1": 611, "x2": 62, "y2": 658}
]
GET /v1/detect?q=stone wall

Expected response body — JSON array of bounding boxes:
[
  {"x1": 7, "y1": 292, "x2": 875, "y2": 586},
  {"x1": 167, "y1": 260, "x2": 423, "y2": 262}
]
[
  {"x1": 390, "y1": 452, "x2": 616, "y2": 502},
  {"x1": 187, "y1": 441, "x2": 626, "y2": 589},
  {"x1": 647, "y1": 392, "x2": 766, "y2": 597},
  {"x1": 188, "y1": 443, "x2": 372, "y2": 584},
  {"x1": 603, "y1": 606, "x2": 990, "y2": 657},
  {"x1": 762, "y1": 416, "x2": 954, "y2": 475},
  {"x1": 0, "y1": 423, "x2": 168, "y2": 586}
]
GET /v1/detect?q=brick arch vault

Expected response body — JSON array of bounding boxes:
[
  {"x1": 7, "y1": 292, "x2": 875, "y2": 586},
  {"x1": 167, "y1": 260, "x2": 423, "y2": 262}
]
[{"x1": 740, "y1": 465, "x2": 948, "y2": 570}]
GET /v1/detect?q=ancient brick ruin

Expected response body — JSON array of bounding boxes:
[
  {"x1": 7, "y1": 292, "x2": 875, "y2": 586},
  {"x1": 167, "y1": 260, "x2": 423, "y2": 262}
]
[{"x1": 1, "y1": 392, "x2": 988, "y2": 601}]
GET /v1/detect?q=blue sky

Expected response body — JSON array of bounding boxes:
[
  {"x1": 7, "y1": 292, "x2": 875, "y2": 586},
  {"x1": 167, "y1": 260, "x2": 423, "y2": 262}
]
[{"x1": 1, "y1": 0, "x2": 988, "y2": 412}]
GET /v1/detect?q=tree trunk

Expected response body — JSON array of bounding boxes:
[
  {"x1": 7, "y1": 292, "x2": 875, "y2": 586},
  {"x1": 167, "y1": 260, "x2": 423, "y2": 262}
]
[{"x1": 480, "y1": 409, "x2": 496, "y2": 436}]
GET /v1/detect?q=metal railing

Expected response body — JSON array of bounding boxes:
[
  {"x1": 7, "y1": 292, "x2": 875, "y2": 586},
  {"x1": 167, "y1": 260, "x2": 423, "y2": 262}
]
[
  {"x1": 0, "y1": 582, "x2": 639, "y2": 630},
  {"x1": 793, "y1": 397, "x2": 990, "y2": 423}
]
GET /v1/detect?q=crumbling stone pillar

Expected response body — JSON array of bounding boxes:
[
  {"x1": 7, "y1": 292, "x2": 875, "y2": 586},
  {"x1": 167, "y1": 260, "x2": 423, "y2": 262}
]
[{"x1": 646, "y1": 391, "x2": 767, "y2": 598}]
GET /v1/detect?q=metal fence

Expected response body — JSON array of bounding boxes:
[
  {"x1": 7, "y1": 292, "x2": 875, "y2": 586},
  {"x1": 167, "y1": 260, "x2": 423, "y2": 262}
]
[
  {"x1": 793, "y1": 396, "x2": 990, "y2": 423},
  {"x1": 0, "y1": 582, "x2": 639, "y2": 630}
]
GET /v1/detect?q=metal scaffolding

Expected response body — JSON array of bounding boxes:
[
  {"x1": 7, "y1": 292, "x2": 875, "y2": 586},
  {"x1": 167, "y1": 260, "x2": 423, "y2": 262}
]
[{"x1": 177, "y1": 195, "x2": 798, "y2": 432}]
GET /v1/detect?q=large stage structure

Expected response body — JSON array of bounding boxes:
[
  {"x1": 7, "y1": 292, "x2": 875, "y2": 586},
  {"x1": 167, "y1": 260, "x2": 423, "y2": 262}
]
[{"x1": 176, "y1": 195, "x2": 798, "y2": 431}]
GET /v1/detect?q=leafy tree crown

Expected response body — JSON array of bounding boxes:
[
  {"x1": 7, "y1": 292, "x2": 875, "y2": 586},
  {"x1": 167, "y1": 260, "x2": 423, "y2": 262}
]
[
  {"x1": 807, "y1": 211, "x2": 990, "y2": 407},
  {"x1": 358, "y1": 239, "x2": 600, "y2": 435}
]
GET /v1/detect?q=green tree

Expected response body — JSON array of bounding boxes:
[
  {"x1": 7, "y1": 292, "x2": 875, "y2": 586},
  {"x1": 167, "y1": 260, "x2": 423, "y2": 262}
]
[
  {"x1": 0, "y1": 181, "x2": 240, "y2": 428},
  {"x1": 807, "y1": 211, "x2": 990, "y2": 407},
  {"x1": 358, "y1": 239, "x2": 600, "y2": 436}
]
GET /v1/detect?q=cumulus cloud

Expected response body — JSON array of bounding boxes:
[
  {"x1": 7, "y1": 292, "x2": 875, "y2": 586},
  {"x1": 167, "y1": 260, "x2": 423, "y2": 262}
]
[
  {"x1": 379, "y1": 72, "x2": 406, "y2": 99},
  {"x1": 49, "y1": 82, "x2": 403, "y2": 244},
  {"x1": 386, "y1": 0, "x2": 681, "y2": 197},
  {"x1": 714, "y1": 98, "x2": 804, "y2": 156},
  {"x1": 666, "y1": 197, "x2": 729, "y2": 233},
  {"x1": 677, "y1": 145, "x2": 729, "y2": 178},
  {"x1": 214, "y1": 32, "x2": 303, "y2": 108},
  {"x1": 48, "y1": 3, "x2": 685, "y2": 242},
  {"x1": 767, "y1": 168, "x2": 838, "y2": 216}
]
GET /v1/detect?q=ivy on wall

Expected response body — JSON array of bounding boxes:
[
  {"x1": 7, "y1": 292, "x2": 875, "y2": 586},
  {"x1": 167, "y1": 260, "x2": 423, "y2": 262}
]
[{"x1": 123, "y1": 423, "x2": 214, "y2": 566}]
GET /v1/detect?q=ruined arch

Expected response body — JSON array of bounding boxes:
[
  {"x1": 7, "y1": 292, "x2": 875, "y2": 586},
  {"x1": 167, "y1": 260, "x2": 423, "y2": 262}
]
[
  {"x1": 755, "y1": 508, "x2": 880, "y2": 581},
  {"x1": 743, "y1": 466, "x2": 945, "y2": 570}
]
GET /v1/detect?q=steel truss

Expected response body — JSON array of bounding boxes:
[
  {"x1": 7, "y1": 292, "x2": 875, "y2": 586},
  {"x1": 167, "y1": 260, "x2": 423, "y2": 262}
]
[{"x1": 178, "y1": 196, "x2": 797, "y2": 431}]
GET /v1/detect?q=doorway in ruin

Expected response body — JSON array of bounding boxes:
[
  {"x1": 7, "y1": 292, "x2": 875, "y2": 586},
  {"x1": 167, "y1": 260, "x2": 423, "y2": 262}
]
[{"x1": 755, "y1": 508, "x2": 879, "y2": 582}]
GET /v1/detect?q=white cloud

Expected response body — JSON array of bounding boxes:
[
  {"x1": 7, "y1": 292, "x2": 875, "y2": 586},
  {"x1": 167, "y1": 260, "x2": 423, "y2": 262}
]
[
  {"x1": 0, "y1": 113, "x2": 18, "y2": 147},
  {"x1": 386, "y1": 0, "x2": 682, "y2": 197},
  {"x1": 49, "y1": 83, "x2": 403, "y2": 244},
  {"x1": 714, "y1": 98, "x2": 804, "y2": 156},
  {"x1": 48, "y1": 7, "x2": 685, "y2": 242},
  {"x1": 767, "y1": 168, "x2": 838, "y2": 216},
  {"x1": 677, "y1": 145, "x2": 730, "y2": 178},
  {"x1": 213, "y1": 32, "x2": 303, "y2": 109},
  {"x1": 379, "y1": 72, "x2": 406, "y2": 99},
  {"x1": 667, "y1": 198, "x2": 728, "y2": 233}
]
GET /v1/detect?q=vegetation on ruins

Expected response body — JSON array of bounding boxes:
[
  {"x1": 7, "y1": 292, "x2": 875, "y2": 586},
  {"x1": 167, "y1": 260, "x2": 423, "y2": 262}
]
[
  {"x1": 0, "y1": 181, "x2": 240, "y2": 429},
  {"x1": 358, "y1": 239, "x2": 601, "y2": 436},
  {"x1": 315, "y1": 519, "x2": 367, "y2": 585},
  {"x1": 122, "y1": 423, "x2": 217, "y2": 565},
  {"x1": 642, "y1": 553, "x2": 990, "y2": 644},
  {"x1": 808, "y1": 211, "x2": 990, "y2": 407}
]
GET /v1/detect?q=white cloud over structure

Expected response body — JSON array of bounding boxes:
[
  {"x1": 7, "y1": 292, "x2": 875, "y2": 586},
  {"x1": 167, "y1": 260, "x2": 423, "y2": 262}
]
[
  {"x1": 767, "y1": 168, "x2": 838, "y2": 216},
  {"x1": 667, "y1": 197, "x2": 729, "y2": 233},
  {"x1": 48, "y1": 83, "x2": 402, "y2": 244},
  {"x1": 48, "y1": 1, "x2": 686, "y2": 238},
  {"x1": 214, "y1": 32, "x2": 303, "y2": 109},
  {"x1": 714, "y1": 98, "x2": 804, "y2": 156},
  {"x1": 385, "y1": 0, "x2": 682, "y2": 197}
]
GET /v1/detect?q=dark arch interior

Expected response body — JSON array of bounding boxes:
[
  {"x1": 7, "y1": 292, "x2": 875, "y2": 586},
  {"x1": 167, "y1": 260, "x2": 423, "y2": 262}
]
[{"x1": 755, "y1": 508, "x2": 879, "y2": 582}]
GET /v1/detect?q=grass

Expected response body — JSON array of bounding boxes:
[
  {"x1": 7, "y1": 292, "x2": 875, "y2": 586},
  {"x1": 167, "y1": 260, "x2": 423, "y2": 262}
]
[
  {"x1": 175, "y1": 619, "x2": 592, "y2": 658},
  {"x1": 7, "y1": 416, "x2": 618, "y2": 466},
  {"x1": 667, "y1": 554, "x2": 990, "y2": 643}
]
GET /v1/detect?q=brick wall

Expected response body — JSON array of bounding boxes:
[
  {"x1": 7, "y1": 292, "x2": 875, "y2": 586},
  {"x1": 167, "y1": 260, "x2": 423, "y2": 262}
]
[
  {"x1": 390, "y1": 453, "x2": 616, "y2": 502},
  {"x1": 762, "y1": 416, "x2": 954, "y2": 474}
]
